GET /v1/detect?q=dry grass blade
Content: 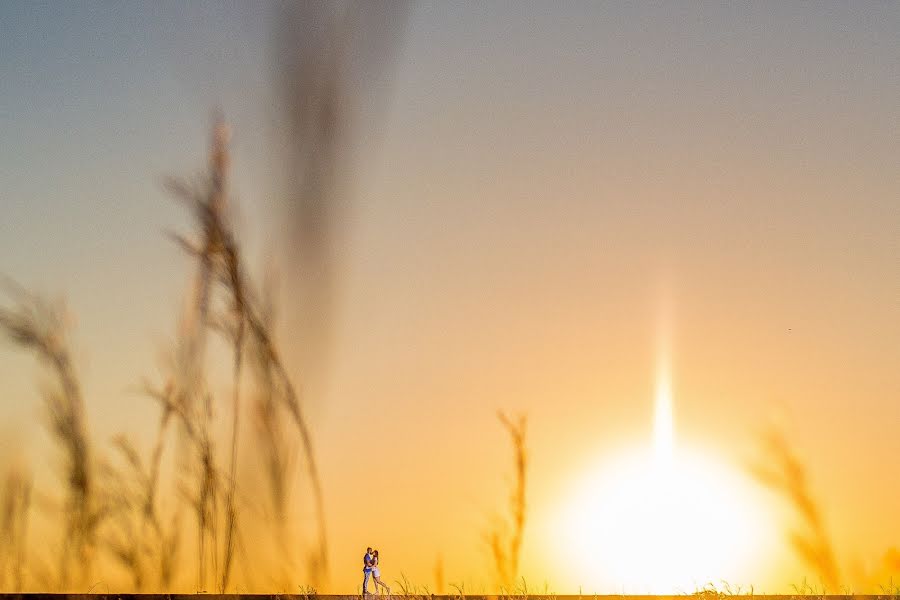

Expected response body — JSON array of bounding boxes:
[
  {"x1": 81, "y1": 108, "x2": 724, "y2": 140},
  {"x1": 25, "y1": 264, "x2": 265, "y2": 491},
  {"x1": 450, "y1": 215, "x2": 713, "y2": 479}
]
[
  {"x1": 246, "y1": 314, "x2": 329, "y2": 581},
  {"x1": 1, "y1": 110, "x2": 334, "y2": 592},
  {"x1": 489, "y1": 411, "x2": 528, "y2": 591},
  {"x1": 99, "y1": 430, "x2": 182, "y2": 591},
  {"x1": 750, "y1": 423, "x2": 841, "y2": 591},
  {"x1": 0, "y1": 280, "x2": 100, "y2": 590},
  {"x1": 159, "y1": 114, "x2": 328, "y2": 589}
]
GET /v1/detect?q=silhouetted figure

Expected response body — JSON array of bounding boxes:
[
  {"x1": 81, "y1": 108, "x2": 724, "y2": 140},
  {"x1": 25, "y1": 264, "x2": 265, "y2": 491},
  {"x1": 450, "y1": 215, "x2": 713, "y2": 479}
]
[
  {"x1": 371, "y1": 549, "x2": 391, "y2": 595},
  {"x1": 362, "y1": 546, "x2": 374, "y2": 594}
]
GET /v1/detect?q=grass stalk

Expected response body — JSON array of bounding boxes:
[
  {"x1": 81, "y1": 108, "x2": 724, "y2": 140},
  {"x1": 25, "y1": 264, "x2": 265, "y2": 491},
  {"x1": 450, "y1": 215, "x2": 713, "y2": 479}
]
[
  {"x1": 489, "y1": 411, "x2": 528, "y2": 590},
  {"x1": 166, "y1": 115, "x2": 328, "y2": 588},
  {"x1": 0, "y1": 280, "x2": 101, "y2": 589},
  {"x1": 751, "y1": 423, "x2": 841, "y2": 591}
]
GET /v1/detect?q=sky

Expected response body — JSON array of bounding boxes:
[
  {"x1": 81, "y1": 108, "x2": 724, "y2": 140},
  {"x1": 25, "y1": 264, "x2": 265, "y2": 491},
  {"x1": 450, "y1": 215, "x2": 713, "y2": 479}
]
[{"x1": 1, "y1": 1, "x2": 899, "y2": 594}]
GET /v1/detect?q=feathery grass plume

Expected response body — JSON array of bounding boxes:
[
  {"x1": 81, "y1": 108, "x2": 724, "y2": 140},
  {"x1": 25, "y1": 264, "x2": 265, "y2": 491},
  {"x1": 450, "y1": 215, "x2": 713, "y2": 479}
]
[
  {"x1": 750, "y1": 422, "x2": 841, "y2": 591},
  {"x1": 99, "y1": 441, "x2": 145, "y2": 590},
  {"x1": 152, "y1": 361, "x2": 220, "y2": 591},
  {"x1": 98, "y1": 432, "x2": 182, "y2": 591},
  {"x1": 164, "y1": 116, "x2": 258, "y2": 591},
  {"x1": 230, "y1": 242, "x2": 330, "y2": 586},
  {"x1": 0, "y1": 465, "x2": 32, "y2": 591},
  {"x1": 155, "y1": 118, "x2": 235, "y2": 590},
  {"x1": 164, "y1": 114, "x2": 329, "y2": 589},
  {"x1": 141, "y1": 381, "x2": 182, "y2": 590},
  {"x1": 488, "y1": 411, "x2": 528, "y2": 591},
  {"x1": 243, "y1": 277, "x2": 328, "y2": 585},
  {"x1": 131, "y1": 359, "x2": 181, "y2": 583},
  {"x1": 0, "y1": 279, "x2": 103, "y2": 589}
]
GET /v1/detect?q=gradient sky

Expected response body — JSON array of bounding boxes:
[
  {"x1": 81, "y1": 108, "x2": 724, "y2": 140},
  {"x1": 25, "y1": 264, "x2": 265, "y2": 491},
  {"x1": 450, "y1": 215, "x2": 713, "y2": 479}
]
[{"x1": 1, "y1": 1, "x2": 899, "y2": 593}]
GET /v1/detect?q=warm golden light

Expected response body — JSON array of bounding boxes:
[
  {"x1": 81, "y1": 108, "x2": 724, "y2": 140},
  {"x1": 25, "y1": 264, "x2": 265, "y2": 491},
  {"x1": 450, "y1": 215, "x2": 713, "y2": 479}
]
[
  {"x1": 653, "y1": 361, "x2": 674, "y2": 464},
  {"x1": 558, "y1": 447, "x2": 766, "y2": 593},
  {"x1": 556, "y1": 329, "x2": 768, "y2": 592},
  {"x1": 654, "y1": 293, "x2": 675, "y2": 465}
]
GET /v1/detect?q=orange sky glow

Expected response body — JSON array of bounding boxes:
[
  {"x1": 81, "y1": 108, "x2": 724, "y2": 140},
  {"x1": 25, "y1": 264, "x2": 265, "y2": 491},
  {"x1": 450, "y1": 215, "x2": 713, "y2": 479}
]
[{"x1": 1, "y1": 2, "x2": 898, "y2": 594}]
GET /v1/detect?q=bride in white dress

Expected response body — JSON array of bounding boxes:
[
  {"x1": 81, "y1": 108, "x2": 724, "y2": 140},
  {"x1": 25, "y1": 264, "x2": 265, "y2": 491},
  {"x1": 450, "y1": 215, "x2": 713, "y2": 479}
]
[{"x1": 371, "y1": 549, "x2": 391, "y2": 594}]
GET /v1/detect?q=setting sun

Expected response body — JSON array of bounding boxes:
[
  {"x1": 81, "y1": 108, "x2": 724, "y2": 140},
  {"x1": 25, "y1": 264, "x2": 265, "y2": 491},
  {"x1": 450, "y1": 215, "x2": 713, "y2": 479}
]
[
  {"x1": 559, "y1": 446, "x2": 768, "y2": 593},
  {"x1": 557, "y1": 357, "x2": 770, "y2": 593}
]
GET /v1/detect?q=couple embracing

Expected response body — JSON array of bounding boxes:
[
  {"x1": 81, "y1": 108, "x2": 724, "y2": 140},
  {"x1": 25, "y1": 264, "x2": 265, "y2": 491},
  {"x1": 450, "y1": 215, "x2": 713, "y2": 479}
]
[{"x1": 362, "y1": 546, "x2": 390, "y2": 595}]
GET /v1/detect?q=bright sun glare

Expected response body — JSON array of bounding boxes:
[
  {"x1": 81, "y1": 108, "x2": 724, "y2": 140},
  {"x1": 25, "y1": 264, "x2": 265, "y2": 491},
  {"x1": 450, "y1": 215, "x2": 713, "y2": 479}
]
[{"x1": 558, "y1": 335, "x2": 767, "y2": 593}]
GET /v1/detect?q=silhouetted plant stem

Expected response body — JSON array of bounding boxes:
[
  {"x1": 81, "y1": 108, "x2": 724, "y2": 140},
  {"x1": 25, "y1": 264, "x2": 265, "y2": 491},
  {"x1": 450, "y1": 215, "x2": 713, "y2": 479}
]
[
  {"x1": 751, "y1": 423, "x2": 841, "y2": 591},
  {"x1": 490, "y1": 411, "x2": 527, "y2": 590},
  {"x1": 0, "y1": 280, "x2": 101, "y2": 590}
]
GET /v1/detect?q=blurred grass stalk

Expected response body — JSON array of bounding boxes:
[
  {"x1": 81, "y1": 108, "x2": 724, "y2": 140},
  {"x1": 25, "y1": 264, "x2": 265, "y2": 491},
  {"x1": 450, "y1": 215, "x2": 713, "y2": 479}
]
[
  {"x1": 0, "y1": 466, "x2": 31, "y2": 591},
  {"x1": 162, "y1": 115, "x2": 330, "y2": 591},
  {"x1": 274, "y1": 0, "x2": 409, "y2": 396},
  {"x1": 0, "y1": 117, "x2": 329, "y2": 592},
  {"x1": 0, "y1": 281, "x2": 101, "y2": 590},
  {"x1": 489, "y1": 411, "x2": 528, "y2": 591},
  {"x1": 0, "y1": 1, "x2": 412, "y2": 591},
  {"x1": 751, "y1": 423, "x2": 841, "y2": 592}
]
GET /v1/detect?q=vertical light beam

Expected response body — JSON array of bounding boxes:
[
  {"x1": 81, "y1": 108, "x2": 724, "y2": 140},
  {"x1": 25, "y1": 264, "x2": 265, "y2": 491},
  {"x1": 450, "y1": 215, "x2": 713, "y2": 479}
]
[
  {"x1": 653, "y1": 292, "x2": 674, "y2": 465},
  {"x1": 653, "y1": 359, "x2": 674, "y2": 463}
]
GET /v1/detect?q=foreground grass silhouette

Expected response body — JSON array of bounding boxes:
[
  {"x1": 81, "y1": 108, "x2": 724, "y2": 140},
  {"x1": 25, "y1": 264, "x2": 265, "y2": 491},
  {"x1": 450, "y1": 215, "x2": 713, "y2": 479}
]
[{"x1": 0, "y1": 118, "x2": 327, "y2": 593}]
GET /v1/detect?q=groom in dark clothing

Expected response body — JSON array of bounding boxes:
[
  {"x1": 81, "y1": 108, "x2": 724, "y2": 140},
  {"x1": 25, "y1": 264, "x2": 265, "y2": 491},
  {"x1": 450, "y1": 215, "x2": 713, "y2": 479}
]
[{"x1": 362, "y1": 547, "x2": 374, "y2": 594}]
